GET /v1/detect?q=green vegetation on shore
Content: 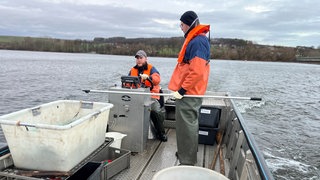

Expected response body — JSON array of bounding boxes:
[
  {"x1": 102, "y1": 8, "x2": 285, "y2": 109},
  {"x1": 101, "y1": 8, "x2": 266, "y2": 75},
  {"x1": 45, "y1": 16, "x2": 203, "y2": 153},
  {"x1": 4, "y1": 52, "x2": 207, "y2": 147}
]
[{"x1": 1, "y1": 35, "x2": 319, "y2": 62}]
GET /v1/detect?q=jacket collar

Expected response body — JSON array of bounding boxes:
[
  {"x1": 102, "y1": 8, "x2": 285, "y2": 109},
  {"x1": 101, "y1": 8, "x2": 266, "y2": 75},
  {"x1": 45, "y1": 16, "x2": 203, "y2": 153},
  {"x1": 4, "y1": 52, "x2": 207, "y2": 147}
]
[{"x1": 177, "y1": 24, "x2": 210, "y2": 63}]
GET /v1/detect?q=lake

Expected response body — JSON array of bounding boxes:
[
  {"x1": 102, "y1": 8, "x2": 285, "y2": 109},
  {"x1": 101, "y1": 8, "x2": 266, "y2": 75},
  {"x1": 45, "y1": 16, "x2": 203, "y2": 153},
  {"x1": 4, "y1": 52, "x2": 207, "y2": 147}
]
[{"x1": 0, "y1": 50, "x2": 319, "y2": 179}]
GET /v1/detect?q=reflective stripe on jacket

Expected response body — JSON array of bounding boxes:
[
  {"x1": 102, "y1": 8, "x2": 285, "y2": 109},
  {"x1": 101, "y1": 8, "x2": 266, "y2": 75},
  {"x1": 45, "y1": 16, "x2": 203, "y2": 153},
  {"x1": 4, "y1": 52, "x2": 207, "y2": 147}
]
[
  {"x1": 168, "y1": 24, "x2": 210, "y2": 95},
  {"x1": 130, "y1": 64, "x2": 161, "y2": 99}
]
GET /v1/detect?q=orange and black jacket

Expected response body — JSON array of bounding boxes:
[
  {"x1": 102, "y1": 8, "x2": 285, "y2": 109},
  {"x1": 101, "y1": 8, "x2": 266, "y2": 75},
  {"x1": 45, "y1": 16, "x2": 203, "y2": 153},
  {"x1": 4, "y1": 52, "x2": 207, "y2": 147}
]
[
  {"x1": 168, "y1": 24, "x2": 210, "y2": 96},
  {"x1": 129, "y1": 63, "x2": 161, "y2": 99}
]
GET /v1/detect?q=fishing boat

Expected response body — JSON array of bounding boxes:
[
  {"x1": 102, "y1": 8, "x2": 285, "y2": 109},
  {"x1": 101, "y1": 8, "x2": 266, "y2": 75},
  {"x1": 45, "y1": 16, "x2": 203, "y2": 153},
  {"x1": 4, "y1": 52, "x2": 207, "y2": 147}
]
[{"x1": 0, "y1": 77, "x2": 274, "y2": 180}]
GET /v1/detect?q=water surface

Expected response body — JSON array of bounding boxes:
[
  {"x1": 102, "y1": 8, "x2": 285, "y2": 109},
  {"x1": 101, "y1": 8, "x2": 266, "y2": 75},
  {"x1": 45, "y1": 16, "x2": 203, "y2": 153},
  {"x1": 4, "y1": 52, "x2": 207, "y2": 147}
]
[{"x1": 0, "y1": 50, "x2": 319, "y2": 179}]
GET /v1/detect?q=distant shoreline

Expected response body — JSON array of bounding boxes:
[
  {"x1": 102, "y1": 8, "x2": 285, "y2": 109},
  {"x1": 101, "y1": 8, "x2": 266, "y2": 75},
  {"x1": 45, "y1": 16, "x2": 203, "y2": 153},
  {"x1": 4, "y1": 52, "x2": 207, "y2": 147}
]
[
  {"x1": 1, "y1": 35, "x2": 320, "y2": 64},
  {"x1": 1, "y1": 49, "x2": 320, "y2": 65}
]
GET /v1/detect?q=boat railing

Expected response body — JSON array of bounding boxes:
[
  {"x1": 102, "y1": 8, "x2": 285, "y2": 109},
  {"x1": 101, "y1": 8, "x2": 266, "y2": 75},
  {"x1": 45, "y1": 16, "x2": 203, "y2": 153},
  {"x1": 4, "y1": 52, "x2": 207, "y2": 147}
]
[{"x1": 226, "y1": 99, "x2": 274, "y2": 180}]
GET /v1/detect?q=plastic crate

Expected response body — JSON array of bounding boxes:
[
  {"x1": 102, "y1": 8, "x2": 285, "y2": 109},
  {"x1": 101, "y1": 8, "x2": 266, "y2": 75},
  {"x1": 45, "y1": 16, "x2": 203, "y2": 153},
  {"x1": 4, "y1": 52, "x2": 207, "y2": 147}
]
[
  {"x1": 0, "y1": 154, "x2": 13, "y2": 171},
  {"x1": 67, "y1": 162, "x2": 103, "y2": 180},
  {"x1": 198, "y1": 106, "x2": 221, "y2": 128},
  {"x1": 198, "y1": 127, "x2": 219, "y2": 145},
  {"x1": 0, "y1": 139, "x2": 113, "y2": 180},
  {"x1": 90, "y1": 146, "x2": 130, "y2": 179}
]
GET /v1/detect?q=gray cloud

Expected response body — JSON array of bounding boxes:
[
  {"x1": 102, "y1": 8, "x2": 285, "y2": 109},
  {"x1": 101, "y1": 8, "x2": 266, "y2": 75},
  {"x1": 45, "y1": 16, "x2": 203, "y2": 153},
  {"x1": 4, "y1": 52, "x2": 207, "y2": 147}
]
[{"x1": 0, "y1": 0, "x2": 319, "y2": 47}]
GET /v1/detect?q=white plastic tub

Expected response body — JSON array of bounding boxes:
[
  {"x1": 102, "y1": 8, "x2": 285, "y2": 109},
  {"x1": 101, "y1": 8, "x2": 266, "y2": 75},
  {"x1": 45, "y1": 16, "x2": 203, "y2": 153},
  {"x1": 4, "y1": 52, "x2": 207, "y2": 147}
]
[
  {"x1": 152, "y1": 166, "x2": 230, "y2": 180},
  {"x1": 105, "y1": 132, "x2": 127, "y2": 149},
  {"x1": 0, "y1": 100, "x2": 113, "y2": 172}
]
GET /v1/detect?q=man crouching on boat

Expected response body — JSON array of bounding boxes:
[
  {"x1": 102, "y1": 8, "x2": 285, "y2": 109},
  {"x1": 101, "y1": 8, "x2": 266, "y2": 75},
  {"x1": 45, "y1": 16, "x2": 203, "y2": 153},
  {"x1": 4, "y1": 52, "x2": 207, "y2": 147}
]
[
  {"x1": 169, "y1": 11, "x2": 210, "y2": 165},
  {"x1": 128, "y1": 50, "x2": 167, "y2": 142}
]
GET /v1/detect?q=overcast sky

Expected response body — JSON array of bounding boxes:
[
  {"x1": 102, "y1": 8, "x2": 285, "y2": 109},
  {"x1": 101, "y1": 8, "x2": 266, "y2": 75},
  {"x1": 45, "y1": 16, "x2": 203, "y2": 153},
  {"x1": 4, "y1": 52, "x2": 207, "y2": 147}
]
[{"x1": 1, "y1": 0, "x2": 319, "y2": 47}]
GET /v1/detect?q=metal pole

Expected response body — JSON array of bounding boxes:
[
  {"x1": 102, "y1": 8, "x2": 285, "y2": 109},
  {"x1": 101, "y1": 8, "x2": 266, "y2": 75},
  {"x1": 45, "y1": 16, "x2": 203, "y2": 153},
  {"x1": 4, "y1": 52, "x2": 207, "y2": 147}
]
[{"x1": 82, "y1": 89, "x2": 262, "y2": 101}]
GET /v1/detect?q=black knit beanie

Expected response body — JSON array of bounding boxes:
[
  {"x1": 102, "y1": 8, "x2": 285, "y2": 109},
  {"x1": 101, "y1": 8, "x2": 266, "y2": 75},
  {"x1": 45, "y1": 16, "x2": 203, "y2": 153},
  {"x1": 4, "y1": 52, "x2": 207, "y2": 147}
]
[{"x1": 180, "y1": 11, "x2": 198, "y2": 26}]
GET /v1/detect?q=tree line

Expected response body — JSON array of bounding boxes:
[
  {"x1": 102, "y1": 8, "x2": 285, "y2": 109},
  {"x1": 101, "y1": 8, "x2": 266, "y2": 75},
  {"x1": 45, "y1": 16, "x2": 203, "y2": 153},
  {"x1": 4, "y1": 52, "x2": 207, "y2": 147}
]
[{"x1": 1, "y1": 35, "x2": 319, "y2": 62}]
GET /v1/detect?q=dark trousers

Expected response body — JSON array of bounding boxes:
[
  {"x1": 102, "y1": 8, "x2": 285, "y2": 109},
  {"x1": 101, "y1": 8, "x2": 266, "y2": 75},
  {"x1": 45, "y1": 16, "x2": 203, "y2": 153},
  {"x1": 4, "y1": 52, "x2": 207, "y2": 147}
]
[
  {"x1": 150, "y1": 99, "x2": 165, "y2": 137},
  {"x1": 175, "y1": 97, "x2": 202, "y2": 165}
]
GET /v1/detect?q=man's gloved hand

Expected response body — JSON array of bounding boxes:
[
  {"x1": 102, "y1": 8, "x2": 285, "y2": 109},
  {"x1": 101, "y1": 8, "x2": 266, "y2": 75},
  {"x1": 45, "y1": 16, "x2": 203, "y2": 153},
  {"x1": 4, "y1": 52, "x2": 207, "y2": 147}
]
[
  {"x1": 172, "y1": 91, "x2": 183, "y2": 99},
  {"x1": 140, "y1": 74, "x2": 149, "y2": 80}
]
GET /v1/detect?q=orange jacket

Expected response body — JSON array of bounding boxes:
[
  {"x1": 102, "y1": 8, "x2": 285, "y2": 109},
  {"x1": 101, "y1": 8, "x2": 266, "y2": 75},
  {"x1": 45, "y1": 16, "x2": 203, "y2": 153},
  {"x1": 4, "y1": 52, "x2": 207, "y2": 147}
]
[
  {"x1": 130, "y1": 64, "x2": 161, "y2": 99},
  {"x1": 168, "y1": 24, "x2": 210, "y2": 95}
]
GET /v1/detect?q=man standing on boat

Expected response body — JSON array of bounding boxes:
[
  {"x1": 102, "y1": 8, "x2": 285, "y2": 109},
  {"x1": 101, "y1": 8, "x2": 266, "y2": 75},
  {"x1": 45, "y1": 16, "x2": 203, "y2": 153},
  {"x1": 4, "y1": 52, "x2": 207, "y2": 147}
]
[
  {"x1": 129, "y1": 50, "x2": 167, "y2": 142},
  {"x1": 168, "y1": 11, "x2": 210, "y2": 165}
]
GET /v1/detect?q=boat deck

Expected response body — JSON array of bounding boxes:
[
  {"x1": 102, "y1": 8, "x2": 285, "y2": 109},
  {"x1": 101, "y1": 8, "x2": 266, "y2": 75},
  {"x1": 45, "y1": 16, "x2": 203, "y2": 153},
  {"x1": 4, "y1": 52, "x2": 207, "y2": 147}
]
[
  {"x1": 111, "y1": 128, "x2": 228, "y2": 180},
  {"x1": 0, "y1": 128, "x2": 227, "y2": 180},
  {"x1": 0, "y1": 96, "x2": 230, "y2": 179},
  {"x1": 0, "y1": 91, "x2": 273, "y2": 180}
]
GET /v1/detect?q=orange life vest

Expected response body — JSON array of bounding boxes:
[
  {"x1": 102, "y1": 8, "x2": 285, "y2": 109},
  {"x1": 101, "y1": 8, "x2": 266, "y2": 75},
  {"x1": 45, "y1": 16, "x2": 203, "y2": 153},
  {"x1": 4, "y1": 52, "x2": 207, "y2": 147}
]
[
  {"x1": 130, "y1": 64, "x2": 161, "y2": 99},
  {"x1": 178, "y1": 25, "x2": 210, "y2": 63},
  {"x1": 168, "y1": 24, "x2": 210, "y2": 95}
]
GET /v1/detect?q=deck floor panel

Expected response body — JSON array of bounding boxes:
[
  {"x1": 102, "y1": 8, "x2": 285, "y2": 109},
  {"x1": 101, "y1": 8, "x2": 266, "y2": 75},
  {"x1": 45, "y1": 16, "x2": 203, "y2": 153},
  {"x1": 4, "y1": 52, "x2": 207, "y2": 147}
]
[
  {"x1": 110, "y1": 138, "x2": 161, "y2": 180},
  {"x1": 204, "y1": 144, "x2": 215, "y2": 168},
  {"x1": 139, "y1": 129, "x2": 178, "y2": 180},
  {"x1": 110, "y1": 128, "x2": 220, "y2": 180}
]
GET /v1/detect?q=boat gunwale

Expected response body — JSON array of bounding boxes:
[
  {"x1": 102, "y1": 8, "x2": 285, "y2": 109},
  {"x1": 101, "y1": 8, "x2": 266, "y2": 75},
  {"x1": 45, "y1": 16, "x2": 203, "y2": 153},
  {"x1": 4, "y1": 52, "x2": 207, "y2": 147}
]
[{"x1": 230, "y1": 99, "x2": 274, "y2": 180}]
